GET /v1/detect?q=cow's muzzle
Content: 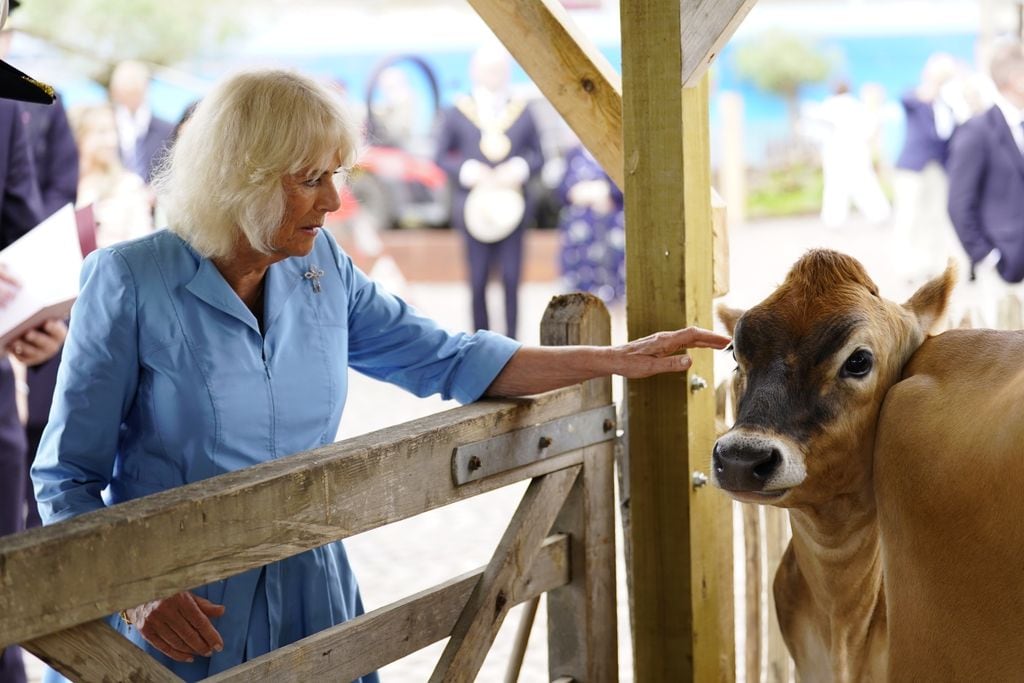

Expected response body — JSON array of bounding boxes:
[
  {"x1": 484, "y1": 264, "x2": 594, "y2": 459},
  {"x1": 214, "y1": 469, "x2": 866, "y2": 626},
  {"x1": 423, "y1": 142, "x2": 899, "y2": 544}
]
[{"x1": 711, "y1": 429, "x2": 806, "y2": 495}]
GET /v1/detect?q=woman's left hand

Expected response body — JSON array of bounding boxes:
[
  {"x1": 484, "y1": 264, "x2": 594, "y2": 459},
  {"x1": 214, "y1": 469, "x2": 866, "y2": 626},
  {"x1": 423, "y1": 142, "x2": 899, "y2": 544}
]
[
  {"x1": 610, "y1": 327, "x2": 731, "y2": 378},
  {"x1": 486, "y1": 325, "x2": 731, "y2": 398}
]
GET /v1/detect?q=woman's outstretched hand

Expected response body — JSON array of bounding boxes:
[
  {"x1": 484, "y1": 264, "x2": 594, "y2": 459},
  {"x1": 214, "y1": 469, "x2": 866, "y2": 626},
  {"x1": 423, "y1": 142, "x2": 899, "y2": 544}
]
[
  {"x1": 486, "y1": 326, "x2": 731, "y2": 397},
  {"x1": 127, "y1": 591, "x2": 226, "y2": 663}
]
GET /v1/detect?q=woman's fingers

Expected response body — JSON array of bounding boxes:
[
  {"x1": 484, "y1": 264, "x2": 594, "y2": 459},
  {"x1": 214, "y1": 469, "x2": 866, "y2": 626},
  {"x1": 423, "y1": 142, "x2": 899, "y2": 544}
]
[
  {"x1": 662, "y1": 327, "x2": 732, "y2": 350},
  {"x1": 146, "y1": 626, "x2": 196, "y2": 663},
  {"x1": 178, "y1": 593, "x2": 224, "y2": 653},
  {"x1": 193, "y1": 595, "x2": 227, "y2": 619}
]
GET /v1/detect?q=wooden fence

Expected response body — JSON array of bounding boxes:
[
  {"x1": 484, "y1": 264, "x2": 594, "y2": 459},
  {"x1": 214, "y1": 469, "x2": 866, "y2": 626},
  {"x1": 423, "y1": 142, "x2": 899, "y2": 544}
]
[{"x1": 0, "y1": 293, "x2": 617, "y2": 682}]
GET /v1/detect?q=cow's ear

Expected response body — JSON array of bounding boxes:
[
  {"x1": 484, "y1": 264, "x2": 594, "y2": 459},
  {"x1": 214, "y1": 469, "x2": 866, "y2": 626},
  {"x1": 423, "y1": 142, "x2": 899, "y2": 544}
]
[
  {"x1": 717, "y1": 304, "x2": 745, "y2": 336},
  {"x1": 904, "y1": 260, "x2": 957, "y2": 335}
]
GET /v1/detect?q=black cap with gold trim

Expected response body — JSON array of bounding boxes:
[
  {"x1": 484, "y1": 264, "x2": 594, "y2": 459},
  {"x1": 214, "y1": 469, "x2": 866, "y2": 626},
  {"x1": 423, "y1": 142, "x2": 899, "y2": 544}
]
[{"x1": 0, "y1": 0, "x2": 55, "y2": 104}]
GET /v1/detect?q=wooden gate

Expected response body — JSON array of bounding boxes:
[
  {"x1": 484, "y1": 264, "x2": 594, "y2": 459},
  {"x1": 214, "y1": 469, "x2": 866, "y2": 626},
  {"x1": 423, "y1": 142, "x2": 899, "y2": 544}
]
[{"x1": 0, "y1": 295, "x2": 616, "y2": 682}]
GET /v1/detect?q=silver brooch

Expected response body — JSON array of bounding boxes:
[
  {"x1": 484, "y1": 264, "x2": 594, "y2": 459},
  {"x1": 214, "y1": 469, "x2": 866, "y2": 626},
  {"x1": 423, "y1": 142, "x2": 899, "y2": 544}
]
[{"x1": 304, "y1": 265, "x2": 325, "y2": 293}]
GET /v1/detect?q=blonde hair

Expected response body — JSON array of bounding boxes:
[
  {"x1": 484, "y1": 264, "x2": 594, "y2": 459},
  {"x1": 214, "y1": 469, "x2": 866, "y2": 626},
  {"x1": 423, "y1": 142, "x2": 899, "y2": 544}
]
[{"x1": 152, "y1": 69, "x2": 360, "y2": 259}]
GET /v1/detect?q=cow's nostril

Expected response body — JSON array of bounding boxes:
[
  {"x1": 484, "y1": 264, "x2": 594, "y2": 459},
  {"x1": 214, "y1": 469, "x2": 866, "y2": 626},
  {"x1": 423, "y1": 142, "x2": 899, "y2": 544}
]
[
  {"x1": 712, "y1": 444, "x2": 725, "y2": 474},
  {"x1": 752, "y1": 448, "x2": 782, "y2": 480}
]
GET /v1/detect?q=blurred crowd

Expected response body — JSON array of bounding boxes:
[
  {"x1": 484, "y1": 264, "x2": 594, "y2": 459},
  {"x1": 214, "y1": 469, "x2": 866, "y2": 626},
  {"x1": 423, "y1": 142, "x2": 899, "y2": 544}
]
[{"x1": 799, "y1": 42, "x2": 1024, "y2": 330}]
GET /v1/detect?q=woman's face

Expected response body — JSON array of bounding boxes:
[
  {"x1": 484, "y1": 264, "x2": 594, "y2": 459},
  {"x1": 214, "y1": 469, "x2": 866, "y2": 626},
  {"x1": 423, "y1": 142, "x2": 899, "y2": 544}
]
[{"x1": 271, "y1": 152, "x2": 344, "y2": 258}]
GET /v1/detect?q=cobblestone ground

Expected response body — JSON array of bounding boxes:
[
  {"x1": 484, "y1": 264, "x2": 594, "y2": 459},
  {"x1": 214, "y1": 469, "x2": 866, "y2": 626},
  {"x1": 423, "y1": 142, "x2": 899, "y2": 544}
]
[{"x1": 26, "y1": 214, "x2": 951, "y2": 682}]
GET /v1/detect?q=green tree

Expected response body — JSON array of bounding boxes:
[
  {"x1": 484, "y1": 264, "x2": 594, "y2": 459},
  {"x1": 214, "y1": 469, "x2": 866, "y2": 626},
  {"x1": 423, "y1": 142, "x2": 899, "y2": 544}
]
[
  {"x1": 12, "y1": 0, "x2": 245, "y2": 75},
  {"x1": 734, "y1": 30, "x2": 833, "y2": 135}
]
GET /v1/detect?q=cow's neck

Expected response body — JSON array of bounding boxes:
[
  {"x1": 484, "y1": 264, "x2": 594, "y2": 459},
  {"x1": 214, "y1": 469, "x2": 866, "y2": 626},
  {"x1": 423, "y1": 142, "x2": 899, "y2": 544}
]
[{"x1": 788, "y1": 488, "x2": 886, "y2": 681}]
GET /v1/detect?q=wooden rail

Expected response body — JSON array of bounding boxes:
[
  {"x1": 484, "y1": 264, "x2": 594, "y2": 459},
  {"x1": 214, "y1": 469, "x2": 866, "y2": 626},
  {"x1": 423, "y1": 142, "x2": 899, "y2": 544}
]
[{"x1": 0, "y1": 294, "x2": 617, "y2": 682}]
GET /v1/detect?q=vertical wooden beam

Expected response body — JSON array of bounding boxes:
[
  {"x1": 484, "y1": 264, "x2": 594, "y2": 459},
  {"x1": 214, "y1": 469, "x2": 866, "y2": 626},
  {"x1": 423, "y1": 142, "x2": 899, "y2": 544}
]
[
  {"x1": 542, "y1": 294, "x2": 617, "y2": 682},
  {"x1": 620, "y1": 0, "x2": 731, "y2": 679}
]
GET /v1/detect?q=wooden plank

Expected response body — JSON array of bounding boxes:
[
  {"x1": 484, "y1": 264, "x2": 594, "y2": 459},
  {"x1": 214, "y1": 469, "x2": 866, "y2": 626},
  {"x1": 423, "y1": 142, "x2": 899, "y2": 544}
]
[
  {"x1": 743, "y1": 503, "x2": 762, "y2": 683},
  {"x1": 22, "y1": 620, "x2": 181, "y2": 683},
  {"x1": 542, "y1": 293, "x2": 618, "y2": 682},
  {"x1": 711, "y1": 188, "x2": 730, "y2": 298},
  {"x1": 467, "y1": 0, "x2": 624, "y2": 189},
  {"x1": 680, "y1": 0, "x2": 760, "y2": 88},
  {"x1": 683, "y1": 70, "x2": 736, "y2": 683},
  {"x1": 430, "y1": 467, "x2": 581, "y2": 682},
  {"x1": 621, "y1": 0, "x2": 729, "y2": 675},
  {"x1": 205, "y1": 535, "x2": 570, "y2": 683},
  {"x1": 0, "y1": 386, "x2": 603, "y2": 648},
  {"x1": 764, "y1": 507, "x2": 793, "y2": 683},
  {"x1": 468, "y1": 0, "x2": 735, "y2": 280}
]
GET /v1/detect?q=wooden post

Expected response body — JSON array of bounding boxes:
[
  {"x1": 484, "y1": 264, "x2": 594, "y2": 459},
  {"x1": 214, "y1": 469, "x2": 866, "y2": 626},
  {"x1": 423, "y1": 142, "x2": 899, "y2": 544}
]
[
  {"x1": 764, "y1": 508, "x2": 793, "y2": 683},
  {"x1": 620, "y1": 0, "x2": 732, "y2": 679},
  {"x1": 743, "y1": 504, "x2": 762, "y2": 683},
  {"x1": 541, "y1": 293, "x2": 617, "y2": 682}
]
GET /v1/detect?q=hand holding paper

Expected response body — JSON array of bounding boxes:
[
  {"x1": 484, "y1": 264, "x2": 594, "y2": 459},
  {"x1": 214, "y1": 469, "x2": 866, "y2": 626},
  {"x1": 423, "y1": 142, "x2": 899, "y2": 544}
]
[{"x1": 0, "y1": 204, "x2": 86, "y2": 350}]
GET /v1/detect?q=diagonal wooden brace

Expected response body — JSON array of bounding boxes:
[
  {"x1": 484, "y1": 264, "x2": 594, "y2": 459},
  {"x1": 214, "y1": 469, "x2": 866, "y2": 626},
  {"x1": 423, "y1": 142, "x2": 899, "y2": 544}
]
[
  {"x1": 23, "y1": 619, "x2": 181, "y2": 683},
  {"x1": 429, "y1": 466, "x2": 581, "y2": 682}
]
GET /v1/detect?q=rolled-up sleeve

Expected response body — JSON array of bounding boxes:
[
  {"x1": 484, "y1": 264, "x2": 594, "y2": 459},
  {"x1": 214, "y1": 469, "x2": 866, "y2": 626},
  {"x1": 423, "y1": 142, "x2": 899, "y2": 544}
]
[
  {"x1": 31, "y1": 248, "x2": 140, "y2": 524},
  {"x1": 330, "y1": 240, "x2": 520, "y2": 404}
]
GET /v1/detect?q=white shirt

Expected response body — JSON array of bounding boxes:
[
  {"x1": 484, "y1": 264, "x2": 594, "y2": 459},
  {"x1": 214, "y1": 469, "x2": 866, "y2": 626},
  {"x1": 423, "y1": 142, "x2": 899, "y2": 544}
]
[{"x1": 114, "y1": 104, "x2": 153, "y2": 161}]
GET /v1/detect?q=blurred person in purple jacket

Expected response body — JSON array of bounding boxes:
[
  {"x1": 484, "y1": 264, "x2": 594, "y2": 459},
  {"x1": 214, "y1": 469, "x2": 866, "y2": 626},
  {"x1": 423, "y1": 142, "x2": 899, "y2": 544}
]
[{"x1": 891, "y1": 53, "x2": 970, "y2": 285}]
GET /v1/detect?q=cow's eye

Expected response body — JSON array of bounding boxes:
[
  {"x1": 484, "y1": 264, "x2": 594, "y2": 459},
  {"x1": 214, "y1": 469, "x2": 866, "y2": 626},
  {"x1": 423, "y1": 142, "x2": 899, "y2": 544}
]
[{"x1": 841, "y1": 349, "x2": 873, "y2": 378}]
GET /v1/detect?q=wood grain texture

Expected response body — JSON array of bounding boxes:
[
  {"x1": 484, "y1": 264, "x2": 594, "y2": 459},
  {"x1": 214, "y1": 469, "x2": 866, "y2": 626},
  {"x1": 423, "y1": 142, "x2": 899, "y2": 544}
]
[
  {"x1": 680, "y1": 0, "x2": 760, "y2": 87},
  {"x1": 541, "y1": 294, "x2": 618, "y2": 682},
  {"x1": 430, "y1": 467, "x2": 580, "y2": 682},
  {"x1": 0, "y1": 387, "x2": 603, "y2": 648},
  {"x1": 621, "y1": 0, "x2": 732, "y2": 677},
  {"x1": 205, "y1": 535, "x2": 570, "y2": 683},
  {"x1": 23, "y1": 620, "x2": 180, "y2": 683}
]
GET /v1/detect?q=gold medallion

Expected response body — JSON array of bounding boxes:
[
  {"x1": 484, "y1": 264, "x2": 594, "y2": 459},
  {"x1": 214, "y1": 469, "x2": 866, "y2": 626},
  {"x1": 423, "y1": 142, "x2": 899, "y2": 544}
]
[{"x1": 479, "y1": 130, "x2": 512, "y2": 163}]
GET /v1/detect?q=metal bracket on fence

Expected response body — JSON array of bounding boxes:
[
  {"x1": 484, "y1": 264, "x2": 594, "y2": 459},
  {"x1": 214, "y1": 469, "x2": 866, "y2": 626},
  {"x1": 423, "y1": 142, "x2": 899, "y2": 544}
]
[{"x1": 451, "y1": 404, "x2": 617, "y2": 485}]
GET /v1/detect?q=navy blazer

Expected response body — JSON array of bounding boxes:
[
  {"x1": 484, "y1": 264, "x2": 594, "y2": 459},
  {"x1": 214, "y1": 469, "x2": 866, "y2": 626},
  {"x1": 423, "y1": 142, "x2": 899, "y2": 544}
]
[
  {"x1": 21, "y1": 96, "x2": 79, "y2": 218},
  {"x1": 895, "y1": 94, "x2": 949, "y2": 171},
  {"x1": 434, "y1": 97, "x2": 544, "y2": 233},
  {"x1": 0, "y1": 99, "x2": 43, "y2": 455},
  {"x1": 947, "y1": 106, "x2": 1024, "y2": 282},
  {"x1": 0, "y1": 100, "x2": 43, "y2": 249}
]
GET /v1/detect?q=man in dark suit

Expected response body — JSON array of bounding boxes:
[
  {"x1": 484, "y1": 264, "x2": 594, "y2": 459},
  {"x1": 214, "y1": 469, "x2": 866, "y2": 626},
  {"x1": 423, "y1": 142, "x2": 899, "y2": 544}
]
[
  {"x1": 947, "y1": 41, "x2": 1024, "y2": 328},
  {"x1": 0, "y1": 18, "x2": 69, "y2": 679},
  {"x1": 19, "y1": 93, "x2": 78, "y2": 530},
  {"x1": 0, "y1": 97, "x2": 67, "y2": 683},
  {"x1": 434, "y1": 44, "x2": 543, "y2": 339},
  {"x1": 109, "y1": 59, "x2": 173, "y2": 183}
]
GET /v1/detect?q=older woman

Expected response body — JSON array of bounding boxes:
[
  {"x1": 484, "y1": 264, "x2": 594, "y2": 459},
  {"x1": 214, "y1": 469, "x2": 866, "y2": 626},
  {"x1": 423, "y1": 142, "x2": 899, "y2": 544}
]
[{"x1": 31, "y1": 69, "x2": 729, "y2": 681}]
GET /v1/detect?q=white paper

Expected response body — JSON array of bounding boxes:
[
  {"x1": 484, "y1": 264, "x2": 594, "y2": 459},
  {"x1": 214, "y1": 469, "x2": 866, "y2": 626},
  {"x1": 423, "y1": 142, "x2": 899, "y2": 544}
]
[{"x1": 0, "y1": 204, "x2": 83, "y2": 348}]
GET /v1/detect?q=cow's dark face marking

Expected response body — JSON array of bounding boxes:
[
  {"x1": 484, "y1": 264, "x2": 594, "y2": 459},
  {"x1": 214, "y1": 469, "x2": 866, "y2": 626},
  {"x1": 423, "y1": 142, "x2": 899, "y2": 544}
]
[{"x1": 712, "y1": 249, "x2": 938, "y2": 507}]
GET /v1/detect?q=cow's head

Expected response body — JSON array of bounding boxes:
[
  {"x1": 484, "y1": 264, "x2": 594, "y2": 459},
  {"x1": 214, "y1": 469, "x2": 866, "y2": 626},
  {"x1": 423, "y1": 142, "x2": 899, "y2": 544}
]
[{"x1": 712, "y1": 250, "x2": 954, "y2": 507}]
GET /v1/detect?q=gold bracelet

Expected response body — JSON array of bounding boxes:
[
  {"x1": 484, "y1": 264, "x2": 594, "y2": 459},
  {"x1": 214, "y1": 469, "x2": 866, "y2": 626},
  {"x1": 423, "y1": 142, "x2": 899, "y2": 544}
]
[{"x1": 119, "y1": 609, "x2": 133, "y2": 626}]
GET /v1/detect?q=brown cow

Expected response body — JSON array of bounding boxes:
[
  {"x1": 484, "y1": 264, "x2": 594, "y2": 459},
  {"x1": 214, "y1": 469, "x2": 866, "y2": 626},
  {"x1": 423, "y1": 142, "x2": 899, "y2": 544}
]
[{"x1": 712, "y1": 249, "x2": 961, "y2": 682}]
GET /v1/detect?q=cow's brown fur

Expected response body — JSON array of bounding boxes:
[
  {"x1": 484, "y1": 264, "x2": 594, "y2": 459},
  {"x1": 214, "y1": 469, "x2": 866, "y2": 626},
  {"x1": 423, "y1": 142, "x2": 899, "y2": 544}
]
[
  {"x1": 714, "y1": 249, "x2": 955, "y2": 682},
  {"x1": 876, "y1": 329, "x2": 1024, "y2": 681}
]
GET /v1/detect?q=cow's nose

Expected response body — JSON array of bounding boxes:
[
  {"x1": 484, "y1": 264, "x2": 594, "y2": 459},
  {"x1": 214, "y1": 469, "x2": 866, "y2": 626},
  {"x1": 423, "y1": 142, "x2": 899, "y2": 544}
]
[{"x1": 713, "y1": 441, "x2": 782, "y2": 491}]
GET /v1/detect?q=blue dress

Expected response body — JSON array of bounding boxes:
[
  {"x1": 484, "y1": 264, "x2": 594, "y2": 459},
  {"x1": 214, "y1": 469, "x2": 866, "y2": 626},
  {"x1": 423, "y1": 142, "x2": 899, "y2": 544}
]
[{"x1": 31, "y1": 229, "x2": 521, "y2": 681}]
